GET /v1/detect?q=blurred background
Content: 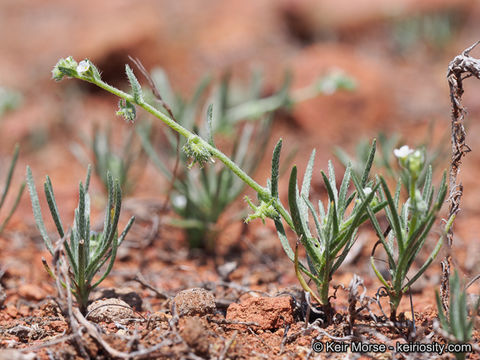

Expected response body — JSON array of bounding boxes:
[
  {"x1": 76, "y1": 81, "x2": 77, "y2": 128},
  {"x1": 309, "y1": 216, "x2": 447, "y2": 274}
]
[{"x1": 1, "y1": 0, "x2": 480, "y2": 293}]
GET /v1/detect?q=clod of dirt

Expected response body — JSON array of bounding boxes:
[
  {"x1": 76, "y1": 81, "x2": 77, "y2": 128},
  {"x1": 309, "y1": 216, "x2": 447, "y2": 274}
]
[
  {"x1": 226, "y1": 295, "x2": 294, "y2": 330},
  {"x1": 173, "y1": 288, "x2": 216, "y2": 317},
  {"x1": 180, "y1": 317, "x2": 210, "y2": 356},
  {"x1": 86, "y1": 298, "x2": 134, "y2": 323}
]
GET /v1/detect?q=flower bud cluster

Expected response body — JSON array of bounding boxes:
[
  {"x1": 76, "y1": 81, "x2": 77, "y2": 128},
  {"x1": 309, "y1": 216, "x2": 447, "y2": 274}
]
[
  {"x1": 394, "y1": 145, "x2": 424, "y2": 180},
  {"x1": 182, "y1": 136, "x2": 214, "y2": 168}
]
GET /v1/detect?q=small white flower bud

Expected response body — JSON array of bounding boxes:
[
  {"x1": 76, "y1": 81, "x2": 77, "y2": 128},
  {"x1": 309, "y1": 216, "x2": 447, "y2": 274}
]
[
  {"x1": 76, "y1": 60, "x2": 90, "y2": 75},
  {"x1": 393, "y1": 145, "x2": 414, "y2": 159}
]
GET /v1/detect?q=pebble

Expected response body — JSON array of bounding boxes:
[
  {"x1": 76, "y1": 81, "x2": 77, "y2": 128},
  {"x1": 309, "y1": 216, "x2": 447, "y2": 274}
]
[{"x1": 173, "y1": 288, "x2": 216, "y2": 317}]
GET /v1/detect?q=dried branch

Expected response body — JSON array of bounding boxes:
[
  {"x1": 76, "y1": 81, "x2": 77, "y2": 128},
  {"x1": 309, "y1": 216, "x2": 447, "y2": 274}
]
[{"x1": 441, "y1": 41, "x2": 480, "y2": 311}]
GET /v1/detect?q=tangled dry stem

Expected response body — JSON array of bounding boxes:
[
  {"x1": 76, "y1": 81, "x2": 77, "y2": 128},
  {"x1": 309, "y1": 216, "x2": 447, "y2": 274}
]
[{"x1": 441, "y1": 41, "x2": 480, "y2": 311}]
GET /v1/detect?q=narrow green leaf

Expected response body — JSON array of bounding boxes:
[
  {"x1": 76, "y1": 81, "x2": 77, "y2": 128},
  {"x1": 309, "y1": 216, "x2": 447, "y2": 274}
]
[
  {"x1": 26, "y1": 167, "x2": 53, "y2": 254},
  {"x1": 422, "y1": 165, "x2": 433, "y2": 202},
  {"x1": 288, "y1": 166, "x2": 307, "y2": 238},
  {"x1": 321, "y1": 171, "x2": 338, "y2": 236},
  {"x1": 435, "y1": 171, "x2": 447, "y2": 210},
  {"x1": 327, "y1": 160, "x2": 338, "y2": 204},
  {"x1": 125, "y1": 64, "x2": 143, "y2": 104},
  {"x1": 352, "y1": 173, "x2": 395, "y2": 267},
  {"x1": 84, "y1": 164, "x2": 92, "y2": 192},
  {"x1": 380, "y1": 176, "x2": 404, "y2": 252},
  {"x1": 301, "y1": 150, "x2": 316, "y2": 201},
  {"x1": 44, "y1": 177, "x2": 64, "y2": 238},
  {"x1": 402, "y1": 234, "x2": 443, "y2": 291},
  {"x1": 361, "y1": 138, "x2": 376, "y2": 187},
  {"x1": 91, "y1": 237, "x2": 118, "y2": 289},
  {"x1": 0, "y1": 182, "x2": 25, "y2": 234},
  {"x1": 206, "y1": 104, "x2": 215, "y2": 147},
  {"x1": 0, "y1": 144, "x2": 20, "y2": 210},
  {"x1": 303, "y1": 195, "x2": 325, "y2": 250},
  {"x1": 337, "y1": 163, "x2": 351, "y2": 217},
  {"x1": 270, "y1": 139, "x2": 282, "y2": 198},
  {"x1": 118, "y1": 216, "x2": 135, "y2": 246}
]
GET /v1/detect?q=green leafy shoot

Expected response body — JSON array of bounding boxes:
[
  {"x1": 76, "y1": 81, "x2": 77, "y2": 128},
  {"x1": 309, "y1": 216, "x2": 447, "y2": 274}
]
[
  {"x1": 364, "y1": 145, "x2": 450, "y2": 320},
  {"x1": 435, "y1": 272, "x2": 476, "y2": 360},
  {"x1": 26, "y1": 165, "x2": 135, "y2": 314},
  {"x1": 273, "y1": 139, "x2": 386, "y2": 306},
  {"x1": 0, "y1": 144, "x2": 25, "y2": 233}
]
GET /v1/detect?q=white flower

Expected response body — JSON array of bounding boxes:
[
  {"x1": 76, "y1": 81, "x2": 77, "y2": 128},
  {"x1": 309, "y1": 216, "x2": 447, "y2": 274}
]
[
  {"x1": 172, "y1": 195, "x2": 187, "y2": 209},
  {"x1": 363, "y1": 187, "x2": 373, "y2": 195},
  {"x1": 393, "y1": 145, "x2": 414, "y2": 159},
  {"x1": 76, "y1": 60, "x2": 90, "y2": 74}
]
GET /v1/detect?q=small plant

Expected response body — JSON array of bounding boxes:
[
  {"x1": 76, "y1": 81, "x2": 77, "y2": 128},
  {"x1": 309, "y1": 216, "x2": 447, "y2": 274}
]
[
  {"x1": 435, "y1": 272, "x2": 477, "y2": 360},
  {"x1": 71, "y1": 123, "x2": 145, "y2": 195},
  {"x1": 0, "y1": 144, "x2": 25, "y2": 234},
  {"x1": 270, "y1": 140, "x2": 385, "y2": 308},
  {"x1": 26, "y1": 165, "x2": 135, "y2": 314},
  {"x1": 365, "y1": 145, "x2": 451, "y2": 321},
  {"x1": 49, "y1": 57, "x2": 391, "y2": 320}
]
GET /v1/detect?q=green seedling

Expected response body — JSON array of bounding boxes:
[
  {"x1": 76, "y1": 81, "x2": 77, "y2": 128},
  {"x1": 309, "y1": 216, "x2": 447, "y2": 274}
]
[
  {"x1": 27, "y1": 165, "x2": 135, "y2": 314},
  {"x1": 364, "y1": 145, "x2": 450, "y2": 321},
  {"x1": 435, "y1": 272, "x2": 477, "y2": 360},
  {"x1": 271, "y1": 139, "x2": 386, "y2": 307},
  {"x1": 0, "y1": 144, "x2": 25, "y2": 233}
]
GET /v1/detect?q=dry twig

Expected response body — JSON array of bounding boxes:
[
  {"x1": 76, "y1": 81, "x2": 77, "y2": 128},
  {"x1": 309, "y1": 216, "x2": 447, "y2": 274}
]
[{"x1": 442, "y1": 41, "x2": 480, "y2": 311}]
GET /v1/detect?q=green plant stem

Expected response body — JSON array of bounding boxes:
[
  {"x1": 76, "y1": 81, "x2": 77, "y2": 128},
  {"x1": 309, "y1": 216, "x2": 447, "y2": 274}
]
[
  {"x1": 319, "y1": 269, "x2": 330, "y2": 305},
  {"x1": 79, "y1": 75, "x2": 295, "y2": 230}
]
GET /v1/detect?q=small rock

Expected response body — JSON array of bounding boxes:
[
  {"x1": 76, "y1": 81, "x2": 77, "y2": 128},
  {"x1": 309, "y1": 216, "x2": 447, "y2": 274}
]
[
  {"x1": 173, "y1": 288, "x2": 216, "y2": 317},
  {"x1": 18, "y1": 284, "x2": 46, "y2": 301},
  {"x1": 87, "y1": 298, "x2": 134, "y2": 323},
  {"x1": 226, "y1": 296, "x2": 294, "y2": 330}
]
